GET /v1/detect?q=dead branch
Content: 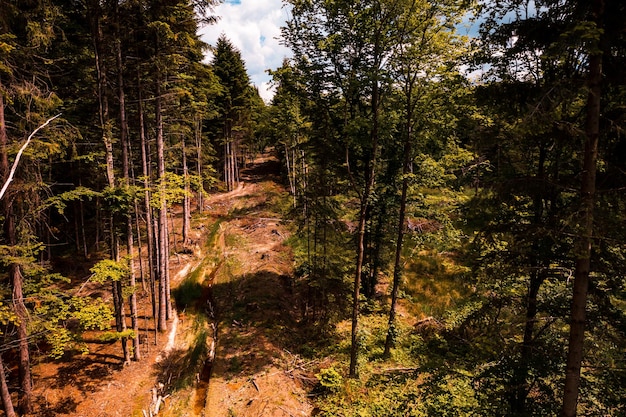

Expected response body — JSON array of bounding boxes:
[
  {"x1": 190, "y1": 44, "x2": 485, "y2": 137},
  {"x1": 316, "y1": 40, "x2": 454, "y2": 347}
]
[{"x1": 0, "y1": 113, "x2": 62, "y2": 200}]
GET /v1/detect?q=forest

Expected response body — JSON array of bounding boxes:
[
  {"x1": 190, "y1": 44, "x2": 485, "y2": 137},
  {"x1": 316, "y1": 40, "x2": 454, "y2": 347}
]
[{"x1": 0, "y1": 0, "x2": 625, "y2": 416}]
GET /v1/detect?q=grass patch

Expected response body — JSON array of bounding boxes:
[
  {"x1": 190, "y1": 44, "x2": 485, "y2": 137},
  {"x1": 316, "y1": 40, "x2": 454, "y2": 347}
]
[{"x1": 403, "y1": 250, "x2": 471, "y2": 319}]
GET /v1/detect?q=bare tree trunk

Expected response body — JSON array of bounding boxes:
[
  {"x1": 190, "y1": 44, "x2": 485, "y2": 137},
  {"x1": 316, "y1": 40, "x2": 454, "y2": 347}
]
[
  {"x1": 110, "y1": 226, "x2": 130, "y2": 364},
  {"x1": 349, "y1": 64, "x2": 380, "y2": 377},
  {"x1": 195, "y1": 116, "x2": 203, "y2": 212},
  {"x1": 114, "y1": 9, "x2": 141, "y2": 361},
  {"x1": 155, "y1": 78, "x2": 168, "y2": 332},
  {"x1": 79, "y1": 197, "x2": 88, "y2": 257},
  {"x1": 561, "y1": 2, "x2": 603, "y2": 415},
  {"x1": 90, "y1": 2, "x2": 115, "y2": 189},
  {"x1": 384, "y1": 116, "x2": 411, "y2": 357},
  {"x1": 0, "y1": 82, "x2": 7, "y2": 173},
  {"x1": 233, "y1": 137, "x2": 240, "y2": 189},
  {"x1": 182, "y1": 135, "x2": 191, "y2": 246},
  {"x1": 1, "y1": 81, "x2": 33, "y2": 416},
  {"x1": 90, "y1": 1, "x2": 129, "y2": 362},
  {"x1": 138, "y1": 75, "x2": 156, "y2": 300},
  {"x1": 0, "y1": 354, "x2": 16, "y2": 417},
  {"x1": 7, "y1": 220, "x2": 33, "y2": 414},
  {"x1": 12, "y1": 264, "x2": 33, "y2": 414},
  {"x1": 0, "y1": 94, "x2": 17, "y2": 417},
  {"x1": 284, "y1": 144, "x2": 296, "y2": 206},
  {"x1": 301, "y1": 148, "x2": 308, "y2": 218},
  {"x1": 224, "y1": 130, "x2": 230, "y2": 191}
]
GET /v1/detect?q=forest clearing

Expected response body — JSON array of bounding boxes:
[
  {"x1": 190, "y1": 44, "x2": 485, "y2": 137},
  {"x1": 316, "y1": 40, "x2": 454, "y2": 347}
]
[{"x1": 1, "y1": 0, "x2": 625, "y2": 416}]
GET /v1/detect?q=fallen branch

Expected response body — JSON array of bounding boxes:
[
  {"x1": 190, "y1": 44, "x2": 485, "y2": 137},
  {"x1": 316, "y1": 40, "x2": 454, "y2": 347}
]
[
  {"x1": 380, "y1": 367, "x2": 420, "y2": 375},
  {"x1": 0, "y1": 113, "x2": 62, "y2": 200}
]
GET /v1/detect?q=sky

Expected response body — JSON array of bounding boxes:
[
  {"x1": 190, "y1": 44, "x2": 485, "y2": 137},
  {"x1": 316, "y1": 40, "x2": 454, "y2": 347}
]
[{"x1": 198, "y1": 0, "x2": 293, "y2": 103}]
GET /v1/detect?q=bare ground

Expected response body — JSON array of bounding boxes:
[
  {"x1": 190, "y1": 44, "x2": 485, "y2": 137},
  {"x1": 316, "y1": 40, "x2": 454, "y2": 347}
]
[{"x1": 24, "y1": 153, "x2": 314, "y2": 417}]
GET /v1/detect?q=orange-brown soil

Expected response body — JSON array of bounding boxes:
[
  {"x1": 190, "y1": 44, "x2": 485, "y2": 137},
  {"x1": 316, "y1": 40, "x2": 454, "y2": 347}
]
[{"x1": 21, "y1": 153, "x2": 314, "y2": 417}]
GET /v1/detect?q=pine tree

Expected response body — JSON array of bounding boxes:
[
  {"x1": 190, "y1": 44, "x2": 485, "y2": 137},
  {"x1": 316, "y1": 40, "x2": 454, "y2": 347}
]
[{"x1": 211, "y1": 35, "x2": 254, "y2": 191}]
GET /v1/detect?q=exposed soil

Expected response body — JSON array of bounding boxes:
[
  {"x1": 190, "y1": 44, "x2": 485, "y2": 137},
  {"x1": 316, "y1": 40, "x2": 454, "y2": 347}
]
[{"x1": 19, "y1": 152, "x2": 316, "y2": 417}]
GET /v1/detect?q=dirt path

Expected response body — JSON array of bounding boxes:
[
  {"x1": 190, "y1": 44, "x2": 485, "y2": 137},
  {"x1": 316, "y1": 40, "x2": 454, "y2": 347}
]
[
  {"x1": 27, "y1": 153, "x2": 313, "y2": 417},
  {"x1": 200, "y1": 155, "x2": 314, "y2": 417}
]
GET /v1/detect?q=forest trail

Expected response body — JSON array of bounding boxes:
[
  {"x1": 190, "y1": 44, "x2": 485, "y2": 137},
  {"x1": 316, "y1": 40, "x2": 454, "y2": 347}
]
[
  {"x1": 199, "y1": 154, "x2": 314, "y2": 417},
  {"x1": 28, "y1": 152, "x2": 314, "y2": 417}
]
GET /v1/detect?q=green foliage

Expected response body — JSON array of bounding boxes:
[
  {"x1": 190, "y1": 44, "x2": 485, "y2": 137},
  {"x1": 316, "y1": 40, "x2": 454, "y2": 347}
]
[
  {"x1": 99, "y1": 329, "x2": 136, "y2": 343},
  {"x1": 35, "y1": 295, "x2": 114, "y2": 359},
  {"x1": 42, "y1": 186, "x2": 101, "y2": 215},
  {"x1": 0, "y1": 241, "x2": 43, "y2": 267},
  {"x1": 70, "y1": 297, "x2": 114, "y2": 331},
  {"x1": 46, "y1": 327, "x2": 79, "y2": 359},
  {"x1": 90, "y1": 258, "x2": 129, "y2": 283},
  {"x1": 0, "y1": 301, "x2": 17, "y2": 329},
  {"x1": 102, "y1": 185, "x2": 140, "y2": 214},
  {"x1": 316, "y1": 367, "x2": 343, "y2": 392},
  {"x1": 151, "y1": 172, "x2": 189, "y2": 208}
]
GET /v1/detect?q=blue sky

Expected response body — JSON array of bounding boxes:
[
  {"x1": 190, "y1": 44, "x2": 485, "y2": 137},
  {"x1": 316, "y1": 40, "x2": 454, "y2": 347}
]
[{"x1": 199, "y1": 0, "x2": 293, "y2": 103}]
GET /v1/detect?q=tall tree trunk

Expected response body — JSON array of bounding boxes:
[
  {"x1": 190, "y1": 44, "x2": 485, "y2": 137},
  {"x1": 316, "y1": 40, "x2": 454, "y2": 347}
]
[
  {"x1": 155, "y1": 78, "x2": 168, "y2": 332},
  {"x1": 138, "y1": 75, "x2": 157, "y2": 319},
  {"x1": 90, "y1": 2, "x2": 129, "y2": 361},
  {"x1": 182, "y1": 135, "x2": 191, "y2": 246},
  {"x1": 384, "y1": 111, "x2": 412, "y2": 357},
  {"x1": 510, "y1": 143, "x2": 551, "y2": 414},
  {"x1": 195, "y1": 116, "x2": 204, "y2": 212},
  {"x1": 11, "y1": 256, "x2": 33, "y2": 414},
  {"x1": 7, "y1": 214, "x2": 33, "y2": 415},
  {"x1": 1, "y1": 81, "x2": 32, "y2": 415},
  {"x1": 561, "y1": 2, "x2": 603, "y2": 415},
  {"x1": 90, "y1": 2, "x2": 115, "y2": 189},
  {"x1": 0, "y1": 82, "x2": 7, "y2": 173},
  {"x1": 511, "y1": 268, "x2": 546, "y2": 413},
  {"x1": 349, "y1": 57, "x2": 381, "y2": 377},
  {"x1": 110, "y1": 226, "x2": 130, "y2": 364},
  {"x1": 0, "y1": 354, "x2": 16, "y2": 417},
  {"x1": 0, "y1": 94, "x2": 16, "y2": 417},
  {"x1": 114, "y1": 14, "x2": 141, "y2": 361}
]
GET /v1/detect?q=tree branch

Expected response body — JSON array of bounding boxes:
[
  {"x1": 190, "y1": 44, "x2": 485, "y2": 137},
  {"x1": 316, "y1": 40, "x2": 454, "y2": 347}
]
[{"x1": 0, "y1": 113, "x2": 62, "y2": 200}]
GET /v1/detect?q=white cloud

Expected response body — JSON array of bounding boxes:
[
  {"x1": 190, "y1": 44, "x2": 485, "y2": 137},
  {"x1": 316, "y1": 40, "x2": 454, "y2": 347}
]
[{"x1": 198, "y1": 0, "x2": 292, "y2": 103}]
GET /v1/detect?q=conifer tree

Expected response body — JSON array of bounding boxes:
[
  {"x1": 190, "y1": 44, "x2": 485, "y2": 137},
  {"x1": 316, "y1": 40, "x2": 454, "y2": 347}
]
[{"x1": 211, "y1": 35, "x2": 254, "y2": 191}]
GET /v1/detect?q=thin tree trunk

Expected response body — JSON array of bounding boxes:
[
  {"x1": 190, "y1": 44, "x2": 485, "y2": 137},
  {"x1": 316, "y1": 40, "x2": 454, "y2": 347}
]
[
  {"x1": 560, "y1": 2, "x2": 603, "y2": 415},
  {"x1": 79, "y1": 199, "x2": 88, "y2": 257},
  {"x1": 511, "y1": 269, "x2": 545, "y2": 413},
  {"x1": 129, "y1": 133, "x2": 146, "y2": 293},
  {"x1": 233, "y1": 137, "x2": 240, "y2": 188},
  {"x1": 349, "y1": 59, "x2": 381, "y2": 377},
  {"x1": 349, "y1": 196, "x2": 368, "y2": 377},
  {"x1": 224, "y1": 138, "x2": 230, "y2": 191},
  {"x1": 511, "y1": 144, "x2": 550, "y2": 414},
  {"x1": 195, "y1": 116, "x2": 203, "y2": 212},
  {"x1": 284, "y1": 144, "x2": 296, "y2": 206},
  {"x1": 114, "y1": 9, "x2": 141, "y2": 361},
  {"x1": 111, "y1": 227, "x2": 131, "y2": 364},
  {"x1": 182, "y1": 135, "x2": 191, "y2": 246},
  {"x1": 0, "y1": 354, "x2": 16, "y2": 417},
  {"x1": 301, "y1": 148, "x2": 308, "y2": 218},
  {"x1": 11, "y1": 264, "x2": 33, "y2": 414},
  {"x1": 155, "y1": 78, "x2": 168, "y2": 331},
  {"x1": 384, "y1": 118, "x2": 412, "y2": 357},
  {"x1": 138, "y1": 75, "x2": 156, "y2": 302},
  {"x1": 126, "y1": 204, "x2": 141, "y2": 360},
  {"x1": 0, "y1": 82, "x2": 7, "y2": 172},
  {"x1": 0, "y1": 92, "x2": 17, "y2": 417},
  {"x1": 90, "y1": 1, "x2": 128, "y2": 361},
  {"x1": 90, "y1": 2, "x2": 115, "y2": 189},
  {"x1": 1, "y1": 81, "x2": 32, "y2": 415}
]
